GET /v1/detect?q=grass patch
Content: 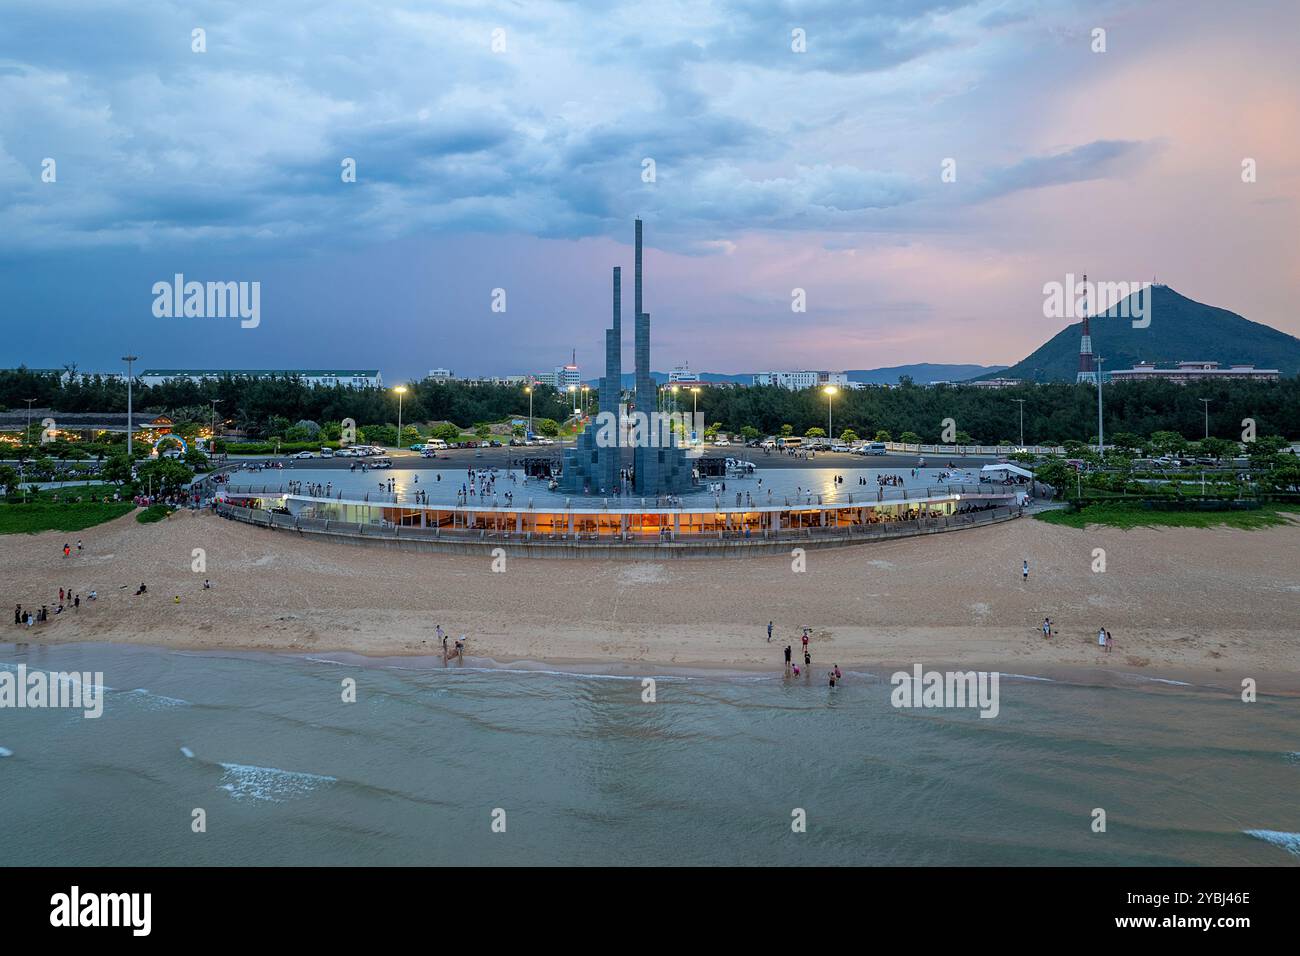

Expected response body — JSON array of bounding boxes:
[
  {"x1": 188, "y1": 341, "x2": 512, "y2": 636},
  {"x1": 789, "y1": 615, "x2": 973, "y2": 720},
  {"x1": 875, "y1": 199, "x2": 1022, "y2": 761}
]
[
  {"x1": 1035, "y1": 501, "x2": 1300, "y2": 530},
  {"x1": 0, "y1": 501, "x2": 135, "y2": 534},
  {"x1": 136, "y1": 504, "x2": 175, "y2": 524}
]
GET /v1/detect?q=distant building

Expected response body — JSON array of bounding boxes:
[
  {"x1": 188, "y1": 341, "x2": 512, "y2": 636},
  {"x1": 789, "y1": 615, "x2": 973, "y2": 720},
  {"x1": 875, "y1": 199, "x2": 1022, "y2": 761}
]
[
  {"x1": 535, "y1": 361, "x2": 581, "y2": 390},
  {"x1": 966, "y1": 377, "x2": 1024, "y2": 390},
  {"x1": 1108, "y1": 361, "x2": 1280, "y2": 384},
  {"x1": 752, "y1": 370, "x2": 850, "y2": 390},
  {"x1": 139, "y1": 369, "x2": 383, "y2": 388},
  {"x1": 427, "y1": 368, "x2": 454, "y2": 382}
]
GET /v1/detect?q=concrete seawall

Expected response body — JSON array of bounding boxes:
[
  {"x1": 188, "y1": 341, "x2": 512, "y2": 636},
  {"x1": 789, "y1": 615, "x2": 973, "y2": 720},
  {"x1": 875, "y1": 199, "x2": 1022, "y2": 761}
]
[{"x1": 216, "y1": 503, "x2": 1022, "y2": 560}]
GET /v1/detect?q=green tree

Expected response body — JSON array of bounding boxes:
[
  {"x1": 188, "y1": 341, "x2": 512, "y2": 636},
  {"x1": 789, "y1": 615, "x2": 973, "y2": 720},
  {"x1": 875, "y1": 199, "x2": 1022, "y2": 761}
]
[
  {"x1": 536, "y1": 418, "x2": 560, "y2": 437},
  {"x1": 840, "y1": 429, "x2": 859, "y2": 443},
  {"x1": 780, "y1": 424, "x2": 794, "y2": 437},
  {"x1": 433, "y1": 423, "x2": 461, "y2": 443},
  {"x1": 874, "y1": 430, "x2": 891, "y2": 442},
  {"x1": 898, "y1": 431, "x2": 921, "y2": 444},
  {"x1": 740, "y1": 425, "x2": 760, "y2": 442},
  {"x1": 102, "y1": 452, "x2": 134, "y2": 485},
  {"x1": 1033, "y1": 458, "x2": 1075, "y2": 491},
  {"x1": 805, "y1": 427, "x2": 826, "y2": 438},
  {"x1": 0, "y1": 464, "x2": 18, "y2": 496},
  {"x1": 135, "y1": 458, "x2": 194, "y2": 495}
]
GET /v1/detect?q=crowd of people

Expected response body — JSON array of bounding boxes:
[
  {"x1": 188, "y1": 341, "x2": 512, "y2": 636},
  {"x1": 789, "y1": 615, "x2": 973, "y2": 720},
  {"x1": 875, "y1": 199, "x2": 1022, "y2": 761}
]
[{"x1": 774, "y1": 625, "x2": 843, "y2": 687}]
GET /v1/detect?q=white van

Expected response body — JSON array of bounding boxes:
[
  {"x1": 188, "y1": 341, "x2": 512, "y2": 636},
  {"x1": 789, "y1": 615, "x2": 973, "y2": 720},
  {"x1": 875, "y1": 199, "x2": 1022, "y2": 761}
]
[
  {"x1": 427, "y1": 439, "x2": 448, "y2": 450},
  {"x1": 319, "y1": 447, "x2": 335, "y2": 458},
  {"x1": 864, "y1": 442, "x2": 887, "y2": 455}
]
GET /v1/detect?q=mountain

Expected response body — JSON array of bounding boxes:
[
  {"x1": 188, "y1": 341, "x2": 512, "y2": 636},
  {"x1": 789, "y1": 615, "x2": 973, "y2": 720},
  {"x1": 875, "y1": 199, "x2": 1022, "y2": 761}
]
[
  {"x1": 589, "y1": 364, "x2": 1003, "y2": 388},
  {"x1": 845, "y1": 363, "x2": 1005, "y2": 384},
  {"x1": 985, "y1": 286, "x2": 1300, "y2": 382}
]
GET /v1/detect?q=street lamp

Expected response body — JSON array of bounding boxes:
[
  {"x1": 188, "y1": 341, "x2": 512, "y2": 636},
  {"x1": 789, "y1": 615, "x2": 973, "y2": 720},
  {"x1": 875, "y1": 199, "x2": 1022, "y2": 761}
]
[
  {"x1": 690, "y1": 387, "x2": 700, "y2": 443},
  {"x1": 568, "y1": 384, "x2": 577, "y2": 416},
  {"x1": 393, "y1": 385, "x2": 407, "y2": 451},
  {"x1": 210, "y1": 399, "x2": 222, "y2": 456},
  {"x1": 525, "y1": 386, "x2": 533, "y2": 438},
  {"x1": 1198, "y1": 398, "x2": 1211, "y2": 439},
  {"x1": 24, "y1": 397, "x2": 36, "y2": 447},
  {"x1": 1095, "y1": 357, "x2": 1105, "y2": 454},
  {"x1": 121, "y1": 355, "x2": 138, "y2": 458},
  {"x1": 1012, "y1": 398, "x2": 1026, "y2": 449},
  {"x1": 823, "y1": 384, "x2": 838, "y2": 441},
  {"x1": 581, "y1": 384, "x2": 589, "y2": 418}
]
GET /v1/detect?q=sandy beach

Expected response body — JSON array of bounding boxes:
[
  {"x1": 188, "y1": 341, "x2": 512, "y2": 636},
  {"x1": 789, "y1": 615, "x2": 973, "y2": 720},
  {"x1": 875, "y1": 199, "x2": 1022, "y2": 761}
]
[{"x1": 4, "y1": 508, "x2": 1299, "y2": 686}]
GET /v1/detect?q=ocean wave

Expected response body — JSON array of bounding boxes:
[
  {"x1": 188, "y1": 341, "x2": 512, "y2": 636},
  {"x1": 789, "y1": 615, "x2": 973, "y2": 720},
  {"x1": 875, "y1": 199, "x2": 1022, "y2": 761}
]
[
  {"x1": 1001, "y1": 673, "x2": 1056, "y2": 683},
  {"x1": 125, "y1": 688, "x2": 190, "y2": 708},
  {"x1": 217, "y1": 762, "x2": 337, "y2": 803},
  {"x1": 180, "y1": 746, "x2": 195, "y2": 759},
  {"x1": 1119, "y1": 673, "x2": 1194, "y2": 687},
  {"x1": 0, "y1": 746, "x2": 12, "y2": 757},
  {"x1": 1243, "y1": 829, "x2": 1300, "y2": 857}
]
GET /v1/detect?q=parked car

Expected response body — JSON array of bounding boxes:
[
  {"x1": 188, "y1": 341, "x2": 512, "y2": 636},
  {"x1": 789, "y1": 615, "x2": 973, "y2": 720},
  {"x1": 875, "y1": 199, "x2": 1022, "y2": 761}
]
[
  {"x1": 408, "y1": 443, "x2": 426, "y2": 451},
  {"x1": 293, "y1": 451, "x2": 315, "y2": 459},
  {"x1": 319, "y1": 447, "x2": 334, "y2": 458}
]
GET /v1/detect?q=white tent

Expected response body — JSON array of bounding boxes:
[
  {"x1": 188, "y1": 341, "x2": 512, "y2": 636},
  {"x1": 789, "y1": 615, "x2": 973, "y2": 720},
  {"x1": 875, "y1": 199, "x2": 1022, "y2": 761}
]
[{"x1": 981, "y1": 463, "x2": 1035, "y2": 479}]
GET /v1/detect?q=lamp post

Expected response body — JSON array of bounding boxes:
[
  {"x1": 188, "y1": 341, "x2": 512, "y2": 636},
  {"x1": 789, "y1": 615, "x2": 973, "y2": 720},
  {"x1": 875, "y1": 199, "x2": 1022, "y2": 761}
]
[
  {"x1": 121, "y1": 355, "x2": 138, "y2": 458},
  {"x1": 1095, "y1": 357, "x2": 1105, "y2": 454},
  {"x1": 824, "y1": 385, "x2": 838, "y2": 441},
  {"x1": 24, "y1": 397, "x2": 36, "y2": 447},
  {"x1": 393, "y1": 385, "x2": 407, "y2": 452},
  {"x1": 568, "y1": 384, "x2": 578, "y2": 418},
  {"x1": 525, "y1": 386, "x2": 533, "y2": 438},
  {"x1": 1012, "y1": 398, "x2": 1026, "y2": 449},
  {"x1": 1198, "y1": 398, "x2": 1211, "y2": 439},
  {"x1": 690, "y1": 387, "x2": 700, "y2": 444},
  {"x1": 209, "y1": 399, "x2": 222, "y2": 457},
  {"x1": 581, "y1": 385, "x2": 589, "y2": 419}
]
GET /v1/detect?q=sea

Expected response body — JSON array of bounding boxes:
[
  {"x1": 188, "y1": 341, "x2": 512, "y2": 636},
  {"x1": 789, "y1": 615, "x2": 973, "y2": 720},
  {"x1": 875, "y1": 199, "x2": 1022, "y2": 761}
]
[{"x1": 1, "y1": 642, "x2": 1296, "y2": 866}]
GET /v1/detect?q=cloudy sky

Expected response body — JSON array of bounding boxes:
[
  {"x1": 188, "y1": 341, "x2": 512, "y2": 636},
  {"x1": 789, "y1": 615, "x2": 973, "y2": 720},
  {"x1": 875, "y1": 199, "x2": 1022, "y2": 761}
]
[{"x1": 1, "y1": 0, "x2": 1297, "y2": 382}]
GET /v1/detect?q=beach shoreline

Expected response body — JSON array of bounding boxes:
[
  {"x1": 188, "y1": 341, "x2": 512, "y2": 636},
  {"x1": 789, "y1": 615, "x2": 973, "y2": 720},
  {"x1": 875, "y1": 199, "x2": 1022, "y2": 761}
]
[{"x1": 3, "y1": 508, "x2": 1298, "y2": 690}]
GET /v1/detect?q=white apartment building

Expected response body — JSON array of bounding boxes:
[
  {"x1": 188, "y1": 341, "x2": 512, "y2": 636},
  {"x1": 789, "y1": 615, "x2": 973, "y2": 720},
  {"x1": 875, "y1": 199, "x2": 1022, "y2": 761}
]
[{"x1": 751, "y1": 370, "x2": 850, "y2": 390}]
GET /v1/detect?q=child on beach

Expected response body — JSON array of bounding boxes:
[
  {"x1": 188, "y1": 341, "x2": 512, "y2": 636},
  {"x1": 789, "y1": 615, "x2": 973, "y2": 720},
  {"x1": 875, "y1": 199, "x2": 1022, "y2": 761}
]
[
  {"x1": 1022, "y1": 560, "x2": 1029, "y2": 581},
  {"x1": 1042, "y1": 618, "x2": 1052, "y2": 639}
]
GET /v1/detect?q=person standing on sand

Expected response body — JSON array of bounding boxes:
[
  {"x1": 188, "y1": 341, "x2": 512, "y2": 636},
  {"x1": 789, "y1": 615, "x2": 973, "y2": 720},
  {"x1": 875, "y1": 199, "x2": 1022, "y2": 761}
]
[
  {"x1": 74, "y1": 595, "x2": 80, "y2": 611},
  {"x1": 784, "y1": 644, "x2": 792, "y2": 675},
  {"x1": 1098, "y1": 627, "x2": 1107, "y2": 650},
  {"x1": 14, "y1": 604, "x2": 21, "y2": 625},
  {"x1": 1022, "y1": 560, "x2": 1029, "y2": 581},
  {"x1": 63, "y1": 544, "x2": 70, "y2": 558},
  {"x1": 1105, "y1": 630, "x2": 1113, "y2": 654},
  {"x1": 77, "y1": 539, "x2": 83, "y2": 553},
  {"x1": 767, "y1": 621, "x2": 773, "y2": 643},
  {"x1": 1042, "y1": 617, "x2": 1052, "y2": 639}
]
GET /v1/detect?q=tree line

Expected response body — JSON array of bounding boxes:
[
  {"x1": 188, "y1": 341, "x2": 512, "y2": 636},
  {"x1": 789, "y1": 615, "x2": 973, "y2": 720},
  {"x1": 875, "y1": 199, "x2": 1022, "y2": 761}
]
[{"x1": 2, "y1": 367, "x2": 1297, "y2": 445}]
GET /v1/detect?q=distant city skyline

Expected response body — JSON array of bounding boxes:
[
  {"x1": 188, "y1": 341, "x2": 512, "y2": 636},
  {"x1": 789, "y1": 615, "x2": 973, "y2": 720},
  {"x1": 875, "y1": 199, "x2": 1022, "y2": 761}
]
[{"x1": 3, "y1": 1, "x2": 1298, "y2": 382}]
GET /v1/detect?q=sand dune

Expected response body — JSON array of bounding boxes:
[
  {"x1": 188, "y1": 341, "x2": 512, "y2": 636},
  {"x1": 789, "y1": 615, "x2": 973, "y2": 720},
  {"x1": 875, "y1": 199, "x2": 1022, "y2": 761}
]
[{"x1": 4, "y1": 508, "x2": 1298, "y2": 686}]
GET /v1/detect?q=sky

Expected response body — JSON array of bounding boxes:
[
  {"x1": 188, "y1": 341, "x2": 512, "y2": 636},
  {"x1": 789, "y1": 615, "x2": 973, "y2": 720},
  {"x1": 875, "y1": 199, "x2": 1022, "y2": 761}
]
[{"x1": 1, "y1": 0, "x2": 1297, "y2": 383}]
